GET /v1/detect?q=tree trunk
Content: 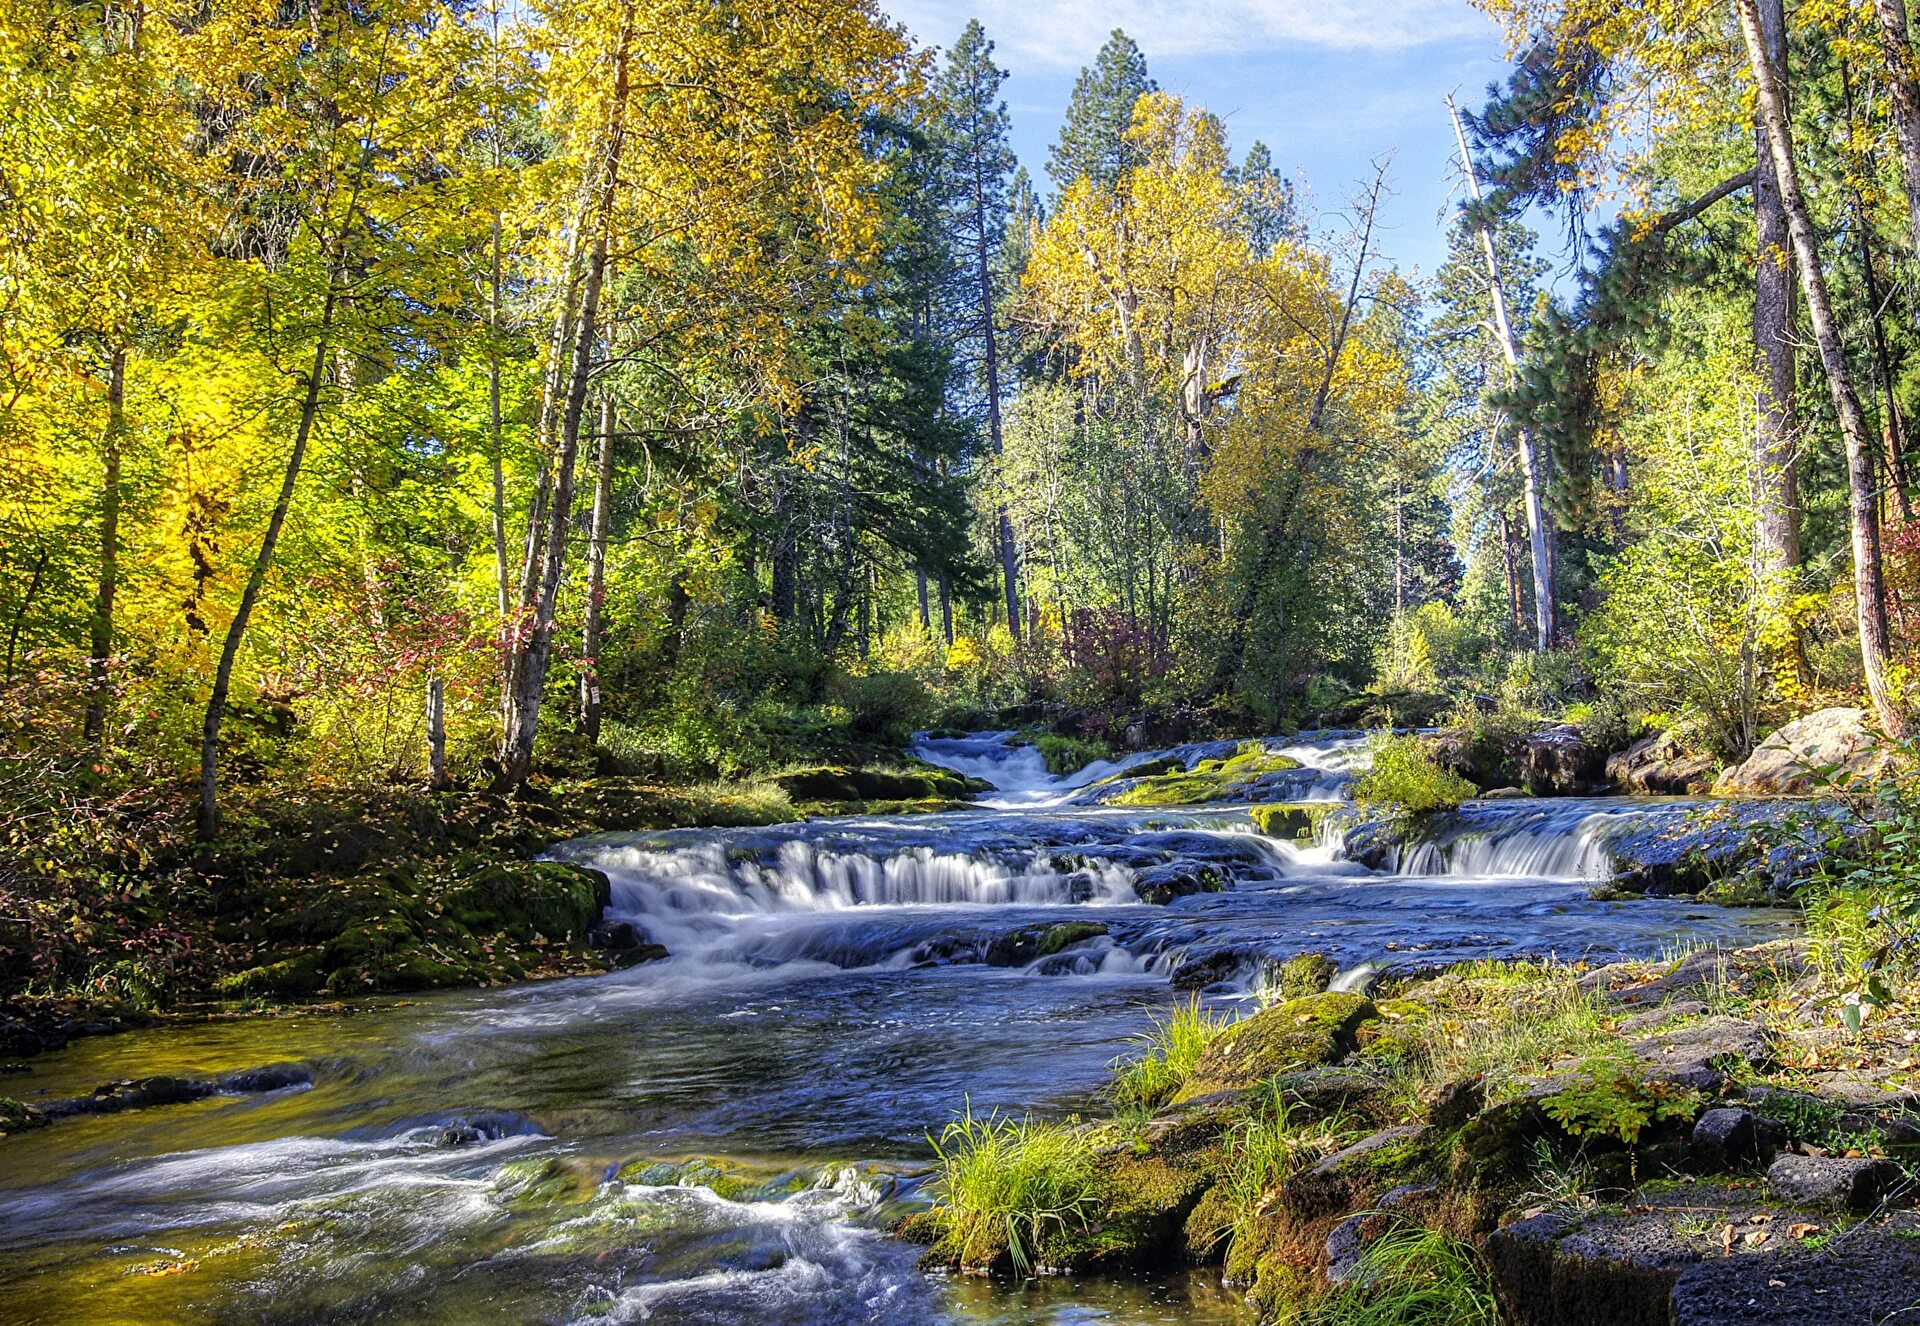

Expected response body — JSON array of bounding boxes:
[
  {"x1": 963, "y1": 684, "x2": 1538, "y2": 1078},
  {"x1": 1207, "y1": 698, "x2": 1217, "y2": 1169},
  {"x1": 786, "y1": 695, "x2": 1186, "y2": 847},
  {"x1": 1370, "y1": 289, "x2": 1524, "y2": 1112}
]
[
  {"x1": 1450, "y1": 93, "x2": 1555, "y2": 649},
  {"x1": 916, "y1": 569, "x2": 931, "y2": 632},
  {"x1": 1500, "y1": 509, "x2": 1524, "y2": 634},
  {"x1": 1872, "y1": 0, "x2": 1920, "y2": 258},
  {"x1": 199, "y1": 283, "x2": 342, "y2": 838},
  {"x1": 426, "y1": 677, "x2": 449, "y2": 791},
  {"x1": 974, "y1": 163, "x2": 1020, "y2": 638},
  {"x1": 1736, "y1": 0, "x2": 1909, "y2": 738},
  {"x1": 1753, "y1": 0, "x2": 1802, "y2": 575},
  {"x1": 488, "y1": 210, "x2": 511, "y2": 620},
  {"x1": 497, "y1": 15, "x2": 630, "y2": 786},
  {"x1": 85, "y1": 345, "x2": 127, "y2": 745},
  {"x1": 578, "y1": 395, "x2": 615, "y2": 741}
]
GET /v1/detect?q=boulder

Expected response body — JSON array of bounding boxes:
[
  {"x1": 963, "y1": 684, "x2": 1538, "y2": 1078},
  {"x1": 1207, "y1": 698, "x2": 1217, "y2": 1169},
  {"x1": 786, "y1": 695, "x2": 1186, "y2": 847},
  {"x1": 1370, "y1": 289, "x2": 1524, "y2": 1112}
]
[
  {"x1": 1765, "y1": 1153, "x2": 1902, "y2": 1213},
  {"x1": 1713, "y1": 707, "x2": 1894, "y2": 795},
  {"x1": 1667, "y1": 1213, "x2": 1920, "y2": 1325},
  {"x1": 1631, "y1": 1017, "x2": 1773, "y2": 1091},
  {"x1": 1518, "y1": 724, "x2": 1604, "y2": 795},
  {"x1": 1171, "y1": 992, "x2": 1376, "y2": 1102},
  {"x1": 1606, "y1": 731, "x2": 1717, "y2": 795},
  {"x1": 1281, "y1": 1124, "x2": 1431, "y2": 1217},
  {"x1": 1689, "y1": 1108, "x2": 1767, "y2": 1172}
]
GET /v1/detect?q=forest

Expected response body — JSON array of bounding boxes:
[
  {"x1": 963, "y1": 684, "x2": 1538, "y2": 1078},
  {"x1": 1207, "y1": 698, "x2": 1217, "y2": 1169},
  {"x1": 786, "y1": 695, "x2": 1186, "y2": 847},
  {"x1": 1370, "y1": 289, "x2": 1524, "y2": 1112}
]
[{"x1": 5, "y1": 0, "x2": 1920, "y2": 1323}]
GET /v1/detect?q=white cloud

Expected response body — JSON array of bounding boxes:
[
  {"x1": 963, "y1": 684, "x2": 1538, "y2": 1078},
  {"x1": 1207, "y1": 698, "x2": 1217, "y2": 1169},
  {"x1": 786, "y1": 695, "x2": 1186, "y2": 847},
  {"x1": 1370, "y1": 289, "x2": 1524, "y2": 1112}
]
[{"x1": 888, "y1": 0, "x2": 1492, "y2": 63}]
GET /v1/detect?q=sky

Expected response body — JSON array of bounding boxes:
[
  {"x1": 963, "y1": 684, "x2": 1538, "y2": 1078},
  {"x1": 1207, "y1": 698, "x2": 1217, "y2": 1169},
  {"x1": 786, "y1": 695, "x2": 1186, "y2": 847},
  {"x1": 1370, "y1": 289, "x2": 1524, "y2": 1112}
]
[{"x1": 882, "y1": 0, "x2": 1533, "y2": 282}]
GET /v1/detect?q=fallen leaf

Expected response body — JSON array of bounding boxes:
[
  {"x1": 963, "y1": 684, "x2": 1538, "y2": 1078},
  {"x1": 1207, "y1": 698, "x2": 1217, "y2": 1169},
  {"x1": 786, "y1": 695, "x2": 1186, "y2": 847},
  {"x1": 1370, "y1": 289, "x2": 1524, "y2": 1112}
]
[
  {"x1": 1743, "y1": 1230, "x2": 1771, "y2": 1248},
  {"x1": 1788, "y1": 1223, "x2": 1822, "y2": 1240},
  {"x1": 1721, "y1": 1224, "x2": 1737, "y2": 1257}
]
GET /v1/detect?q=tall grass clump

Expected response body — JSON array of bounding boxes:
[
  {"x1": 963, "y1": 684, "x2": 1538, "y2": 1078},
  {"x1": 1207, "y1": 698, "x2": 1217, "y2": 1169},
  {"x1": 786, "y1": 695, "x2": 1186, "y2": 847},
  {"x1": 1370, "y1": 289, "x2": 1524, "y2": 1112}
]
[
  {"x1": 926, "y1": 1104, "x2": 1100, "y2": 1273},
  {"x1": 1351, "y1": 736, "x2": 1476, "y2": 816},
  {"x1": 1303, "y1": 1226, "x2": 1498, "y2": 1326},
  {"x1": 1395, "y1": 969, "x2": 1611, "y2": 1109},
  {"x1": 1207, "y1": 1083, "x2": 1348, "y2": 1258},
  {"x1": 1109, "y1": 996, "x2": 1235, "y2": 1108}
]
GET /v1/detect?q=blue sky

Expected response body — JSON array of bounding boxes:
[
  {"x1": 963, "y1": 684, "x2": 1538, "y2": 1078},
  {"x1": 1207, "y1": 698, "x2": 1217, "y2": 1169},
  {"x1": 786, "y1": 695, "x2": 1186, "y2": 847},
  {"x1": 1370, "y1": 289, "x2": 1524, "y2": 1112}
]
[{"x1": 884, "y1": 0, "x2": 1532, "y2": 281}]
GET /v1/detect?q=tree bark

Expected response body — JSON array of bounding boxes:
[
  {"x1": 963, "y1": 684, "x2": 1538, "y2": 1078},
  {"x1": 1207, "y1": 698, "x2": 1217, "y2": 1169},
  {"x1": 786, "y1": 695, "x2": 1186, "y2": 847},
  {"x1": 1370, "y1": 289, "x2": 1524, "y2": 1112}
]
[
  {"x1": 426, "y1": 677, "x2": 449, "y2": 790},
  {"x1": 85, "y1": 345, "x2": 126, "y2": 745},
  {"x1": 488, "y1": 210, "x2": 511, "y2": 620},
  {"x1": 1736, "y1": 0, "x2": 1909, "y2": 737},
  {"x1": 1872, "y1": 0, "x2": 1920, "y2": 258},
  {"x1": 1753, "y1": 0, "x2": 1802, "y2": 577},
  {"x1": 1450, "y1": 93, "x2": 1555, "y2": 649},
  {"x1": 578, "y1": 395, "x2": 615, "y2": 741}
]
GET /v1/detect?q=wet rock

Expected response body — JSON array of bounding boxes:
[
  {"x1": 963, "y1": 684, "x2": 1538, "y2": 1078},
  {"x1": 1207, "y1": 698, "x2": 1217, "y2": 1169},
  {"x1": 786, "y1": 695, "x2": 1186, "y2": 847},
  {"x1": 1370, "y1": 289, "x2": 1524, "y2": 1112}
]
[
  {"x1": 1281, "y1": 1124, "x2": 1431, "y2": 1218},
  {"x1": 1689, "y1": 1108, "x2": 1766, "y2": 1171},
  {"x1": 586, "y1": 919, "x2": 668, "y2": 968},
  {"x1": 1168, "y1": 947, "x2": 1249, "y2": 989},
  {"x1": 1172, "y1": 993, "x2": 1376, "y2": 1102},
  {"x1": 1765, "y1": 1153, "x2": 1902, "y2": 1213},
  {"x1": 1482, "y1": 786, "x2": 1528, "y2": 799},
  {"x1": 219, "y1": 1063, "x2": 313, "y2": 1094},
  {"x1": 433, "y1": 1110, "x2": 544, "y2": 1147},
  {"x1": 1713, "y1": 707, "x2": 1894, "y2": 796},
  {"x1": 1518, "y1": 724, "x2": 1604, "y2": 795},
  {"x1": 1631, "y1": 1017, "x2": 1773, "y2": 1090},
  {"x1": 1269, "y1": 951, "x2": 1337, "y2": 999},
  {"x1": 1132, "y1": 861, "x2": 1228, "y2": 905},
  {"x1": 0, "y1": 1096, "x2": 47, "y2": 1134},
  {"x1": 1607, "y1": 731, "x2": 1716, "y2": 794}
]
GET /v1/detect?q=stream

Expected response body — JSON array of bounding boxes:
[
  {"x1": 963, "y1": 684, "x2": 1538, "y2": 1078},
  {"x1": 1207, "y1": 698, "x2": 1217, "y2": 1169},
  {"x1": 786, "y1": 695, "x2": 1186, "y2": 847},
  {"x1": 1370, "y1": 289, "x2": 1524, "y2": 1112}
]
[{"x1": 0, "y1": 733, "x2": 1793, "y2": 1325}]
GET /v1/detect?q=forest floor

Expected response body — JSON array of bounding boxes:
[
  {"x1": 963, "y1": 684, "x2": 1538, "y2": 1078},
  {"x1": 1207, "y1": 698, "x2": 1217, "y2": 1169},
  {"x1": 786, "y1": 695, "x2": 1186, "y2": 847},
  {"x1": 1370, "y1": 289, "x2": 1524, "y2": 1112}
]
[{"x1": 0, "y1": 756, "x2": 986, "y2": 1063}]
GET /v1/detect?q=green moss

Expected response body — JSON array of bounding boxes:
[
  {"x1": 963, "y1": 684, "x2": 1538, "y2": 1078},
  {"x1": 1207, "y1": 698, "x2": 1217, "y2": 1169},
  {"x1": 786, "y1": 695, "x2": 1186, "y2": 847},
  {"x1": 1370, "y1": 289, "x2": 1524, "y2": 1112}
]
[
  {"x1": 1109, "y1": 747, "x2": 1303, "y2": 807},
  {"x1": 491, "y1": 1156, "x2": 581, "y2": 1209},
  {"x1": 442, "y1": 860, "x2": 609, "y2": 943},
  {"x1": 213, "y1": 951, "x2": 324, "y2": 999},
  {"x1": 1249, "y1": 803, "x2": 1327, "y2": 839},
  {"x1": 1031, "y1": 733, "x2": 1113, "y2": 775},
  {"x1": 1272, "y1": 952, "x2": 1338, "y2": 999},
  {"x1": 1173, "y1": 992, "x2": 1378, "y2": 1102},
  {"x1": 772, "y1": 762, "x2": 984, "y2": 804},
  {"x1": 0, "y1": 1096, "x2": 47, "y2": 1134},
  {"x1": 1038, "y1": 921, "x2": 1109, "y2": 956},
  {"x1": 1030, "y1": 1151, "x2": 1213, "y2": 1272}
]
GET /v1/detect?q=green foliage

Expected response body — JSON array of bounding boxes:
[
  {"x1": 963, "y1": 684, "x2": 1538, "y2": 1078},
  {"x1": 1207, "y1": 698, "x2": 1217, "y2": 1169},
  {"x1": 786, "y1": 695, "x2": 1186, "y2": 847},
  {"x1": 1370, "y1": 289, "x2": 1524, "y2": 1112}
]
[
  {"x1": 1801, "y1": 753, "x2": 1920, "y2": 1032},
  {"x1": 1351, "y1": 736, "x2": 1477, "y2": 815},
  {"x1": 1541, "y1": 1055, "x2": 1705, "y2": 1144},
  {"x1": 925, "y1": 1104, "x2": 1100, "y2": 1274},
  {"x1": 1108, "y1": 996, "x2": 1235, "y2": 1109},
  {"x1": 1031, "y1": 732, "x2": 1113, "y2": 775},
  {"x1": 1207, "y1": 1082, "x2": 1348, "y2": 1260},
  {"x1": 1302, "y1": 1226, "x2": 1498, "y2": 1326}
]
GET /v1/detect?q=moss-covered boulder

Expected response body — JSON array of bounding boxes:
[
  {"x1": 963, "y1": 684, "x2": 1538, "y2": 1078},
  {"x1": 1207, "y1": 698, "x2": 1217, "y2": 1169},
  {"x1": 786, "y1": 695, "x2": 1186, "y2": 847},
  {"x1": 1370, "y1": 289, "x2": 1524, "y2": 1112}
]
[
  {"x1": 212, "y1": 951, "x2": 324, "y2": 999},
  {"x1": 1270, "y1": 951, "x2": 1338, "y2": 999},
  {"x1": 1173, "y1": 993, "x2": 1378, "y2": 1103},
  {"x1": 772, "y1": 763, "x2": 985, "y2": 805},
  {"x1": 443, "y1": 859, "x2": 610, "y2": 943},
  {"x1": 1249, "y1": 803, "x2": 1327, "y2": 839}
]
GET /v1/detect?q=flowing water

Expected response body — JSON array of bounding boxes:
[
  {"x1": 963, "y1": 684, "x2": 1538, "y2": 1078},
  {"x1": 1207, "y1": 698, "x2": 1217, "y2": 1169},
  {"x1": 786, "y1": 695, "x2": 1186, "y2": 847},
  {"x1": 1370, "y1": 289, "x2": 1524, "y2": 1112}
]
[{"x1": 0, "y1": 733, "x2": 1792, "y2": 1326}]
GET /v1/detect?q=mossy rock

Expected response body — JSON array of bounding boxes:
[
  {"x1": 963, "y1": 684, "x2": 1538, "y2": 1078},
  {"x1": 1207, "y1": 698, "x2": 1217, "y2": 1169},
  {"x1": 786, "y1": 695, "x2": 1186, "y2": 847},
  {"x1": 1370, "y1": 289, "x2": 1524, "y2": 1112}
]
[
  {"x1": 443, "y1": 860, "x2": 610, "y2": 943},
  {"x1": 1032, "y1": 1152, "x2": 1214, "y2": 1273},
  {"x1": 0, "y1": 1096, "x2": 48, "y2": 1134},
  {"x1": 1271, "y1": 951, "x2": 1338, "y2": 999},
  {"x1": 1039, "y1": 921, "x2": 1109, "y2": 956},
  {"x1": 1173, "y1": 993, "x2": 1378, "y2": 1103},
  {"x1": 1113, "y1": 773, "x2": 1227, "y2": 807},
  {"x1": 1248, "y1": 803, "x2": 1325, "y2": 839},
  {"x1": 773, "y1": 764, "x2": 984, "y2": 804},
  {"x1": 491, "y1": 1156, "x2": 581, "y2": 1209},
  {"x1": 213, "y1": 950, "x2": 324, "y2": 999}
]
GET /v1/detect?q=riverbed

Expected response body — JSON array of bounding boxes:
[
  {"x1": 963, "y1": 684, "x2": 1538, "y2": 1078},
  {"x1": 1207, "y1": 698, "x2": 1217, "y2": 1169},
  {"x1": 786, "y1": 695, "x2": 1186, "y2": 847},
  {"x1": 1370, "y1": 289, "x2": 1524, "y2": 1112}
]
[{"x1": 0, "y1": 733, "x2": 1791, "y2": 1324}]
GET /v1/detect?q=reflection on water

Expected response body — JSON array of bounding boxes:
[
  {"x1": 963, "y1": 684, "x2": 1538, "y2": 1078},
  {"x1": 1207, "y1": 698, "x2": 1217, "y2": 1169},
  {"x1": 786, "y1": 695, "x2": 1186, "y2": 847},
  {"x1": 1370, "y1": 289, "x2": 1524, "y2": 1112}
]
[{"x1": 0, "y1": 732, "x2": 1792, "y2": 1324}]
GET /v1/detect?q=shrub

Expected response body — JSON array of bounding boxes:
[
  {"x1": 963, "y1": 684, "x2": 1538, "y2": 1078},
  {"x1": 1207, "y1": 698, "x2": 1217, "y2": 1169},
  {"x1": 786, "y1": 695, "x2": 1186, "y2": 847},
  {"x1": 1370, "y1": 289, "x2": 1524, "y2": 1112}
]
[
  {"x1": 1351, "y1": 736, "x2": 1476, "y2": 815},
  {"x1": 1109, "y1": 996, "x2": 1236, "y2": 1108},
  {"x1": 926, "y1": 1104, "x2": 1100, "y2": 1273},
  {"x1": 1031, "y1": 732, "x2": 1112, "y2": 776}
]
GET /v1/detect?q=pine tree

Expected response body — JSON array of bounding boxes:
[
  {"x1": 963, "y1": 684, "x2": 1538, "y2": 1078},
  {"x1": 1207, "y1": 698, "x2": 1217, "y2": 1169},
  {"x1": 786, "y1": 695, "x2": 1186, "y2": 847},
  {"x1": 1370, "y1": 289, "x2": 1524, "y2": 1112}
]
[
  {"x1": 1236, "y1": 141, "x2": 1297, "y2": 257},
  {"x1": 933, "y1": 21, "x2": 1021, "y2": 632},
  {"x1": 1046, "y1": 29, "x2": 1154, "y2": 196}
]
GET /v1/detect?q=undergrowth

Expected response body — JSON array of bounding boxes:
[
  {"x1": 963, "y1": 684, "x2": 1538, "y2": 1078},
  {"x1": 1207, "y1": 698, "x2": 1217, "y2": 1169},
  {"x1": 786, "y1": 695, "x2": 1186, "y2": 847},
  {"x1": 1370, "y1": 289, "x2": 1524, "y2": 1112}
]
[
  {"x1": 925, "y1": 1104, "x2": 1100, "y2": 1273},
  {"x1": 1108, "y1": 996, "x2": 1235, "y2": 1108},
  {"x1": 1299, "y1": 1225, "x2": 1498, "y2": 1326}
]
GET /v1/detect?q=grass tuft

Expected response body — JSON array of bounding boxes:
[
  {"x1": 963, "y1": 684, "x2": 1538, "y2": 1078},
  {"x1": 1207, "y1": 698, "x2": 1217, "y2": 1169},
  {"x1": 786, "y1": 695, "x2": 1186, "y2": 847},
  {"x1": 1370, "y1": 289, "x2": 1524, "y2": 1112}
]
[
  {"x1": 925, "y1": 1103, "x2": 1100, "y2": 1274},
  {"x1": 1303, "y1": 1225, "x2": 1498, "y2": 1326},
  {"x1": 1108, "y1": 996, "x2": 1236, "y2": 1108}
]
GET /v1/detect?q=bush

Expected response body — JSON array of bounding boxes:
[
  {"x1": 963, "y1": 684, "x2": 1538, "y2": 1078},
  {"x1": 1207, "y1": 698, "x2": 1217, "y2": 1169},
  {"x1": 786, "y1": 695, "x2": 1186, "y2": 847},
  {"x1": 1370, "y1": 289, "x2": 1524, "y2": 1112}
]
[
  {"x1": 1351, "y1": 736, "x2": 1476, "y2": 815},
  {"x1": 1031, "y1": 732, "x2": 1112, "y2": 776},
  {"x1": 926, "y1": 1105, "x2": 1100, "y2": 1273}
]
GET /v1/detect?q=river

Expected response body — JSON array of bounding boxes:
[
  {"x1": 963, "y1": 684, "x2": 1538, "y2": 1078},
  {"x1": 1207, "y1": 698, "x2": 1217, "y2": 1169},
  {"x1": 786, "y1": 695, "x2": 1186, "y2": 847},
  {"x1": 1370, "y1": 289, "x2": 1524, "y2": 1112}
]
[{"x1": 0, "y1": 733, "x2": 1790, "y2": 1325}]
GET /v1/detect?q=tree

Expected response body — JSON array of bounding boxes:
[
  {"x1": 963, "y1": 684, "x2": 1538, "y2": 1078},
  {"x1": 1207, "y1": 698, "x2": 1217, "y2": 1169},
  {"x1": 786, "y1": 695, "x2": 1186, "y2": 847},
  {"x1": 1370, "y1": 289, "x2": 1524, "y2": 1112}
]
[
  {"x1": 933, "y1": 21, "x2": 1021, "y2": 636},
  {"x1": 1733, "y1": 0, "x2": 1907, "y2": 737},
  {"x1": 1046, "y1": 30, "x2": 1155, "y2": 196}
]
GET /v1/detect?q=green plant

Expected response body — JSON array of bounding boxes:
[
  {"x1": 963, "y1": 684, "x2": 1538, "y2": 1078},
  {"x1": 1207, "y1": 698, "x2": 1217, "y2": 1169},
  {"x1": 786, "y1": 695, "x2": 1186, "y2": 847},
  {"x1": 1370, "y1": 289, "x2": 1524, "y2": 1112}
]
[
  {"x1": 1303, "y1": 1225, "x2": 1498, "y2": 1326},
  {"x1": 1207, "y1": 1083, "x2": 1348, "y2": 1259},
  {"x1": 925, "y1": 1104, "x2": 1100, "y2": 1274},
  {"x1": 1108, "y1": 996, "x2": 1236, "y2": 1108},
  {"x1": 1031, "y1": 733, "x2": 1113, "y2": 776},
  {"x1": 1542, "y1": 1056, "x2": 1705, "y2": 1144},
  {"x1": 1351, "y1": 735, "x2": 1476, "y2": 816}
]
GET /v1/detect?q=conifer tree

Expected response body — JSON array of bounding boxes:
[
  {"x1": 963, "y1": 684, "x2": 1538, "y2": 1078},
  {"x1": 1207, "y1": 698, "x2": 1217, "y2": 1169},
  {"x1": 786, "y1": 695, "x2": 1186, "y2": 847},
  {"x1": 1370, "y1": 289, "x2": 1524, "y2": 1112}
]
[{"x1": 1046, "y1": 30, "x2": 1154, "y2": 196}]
